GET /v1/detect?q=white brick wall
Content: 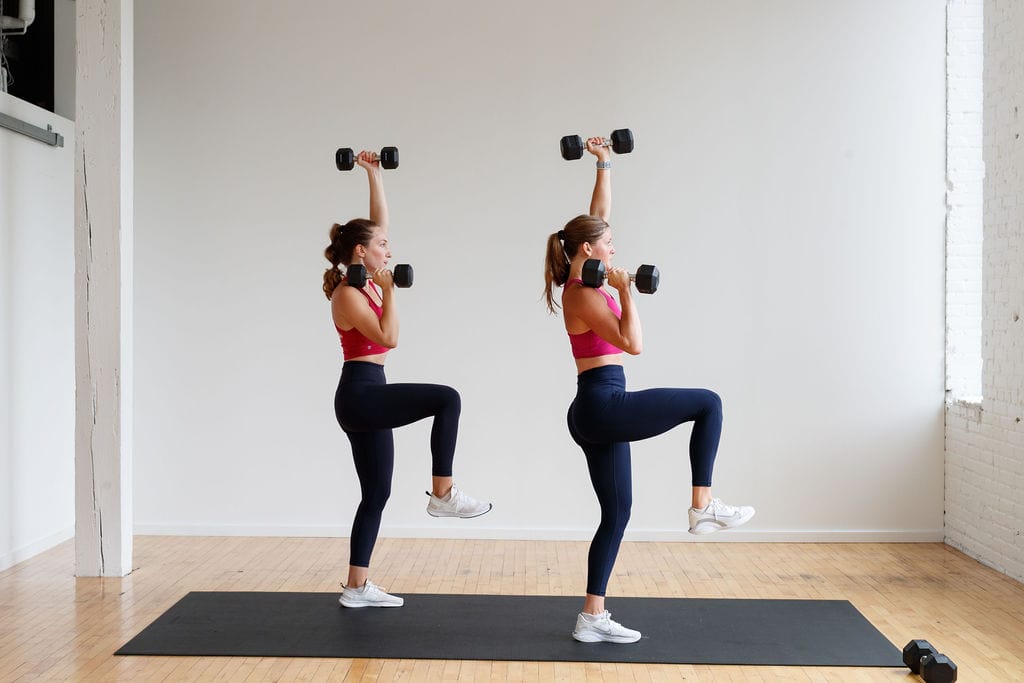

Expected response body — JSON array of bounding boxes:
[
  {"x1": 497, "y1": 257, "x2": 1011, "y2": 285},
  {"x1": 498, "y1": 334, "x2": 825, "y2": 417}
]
[
  {"x1": 945, "y1": 0, "x2": 1024, "y2": 583},
  {"x1": 946, "y1": 0, "x2": 984, "y2": 399}
]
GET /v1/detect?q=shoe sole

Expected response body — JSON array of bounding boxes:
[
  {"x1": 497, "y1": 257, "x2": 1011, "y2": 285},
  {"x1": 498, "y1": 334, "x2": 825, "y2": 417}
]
[
  {"x1": 427, "y1": 503, "x2": 493, "y2": 519},
  {"x1": 572, "y1": 631, "x2": 641, "y2": 644},
  {"x1": 338, "y1": 599, "x2": 404, "y2": 608},
  {"x1": 688, "y1": 509, "x2": 756, "y2": 535}
]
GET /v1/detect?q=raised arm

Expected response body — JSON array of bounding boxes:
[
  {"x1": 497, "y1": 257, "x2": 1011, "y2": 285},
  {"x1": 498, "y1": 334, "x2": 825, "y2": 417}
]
[
  {"x1": 357, "y1": 150, "x2": 389, "y2": 230},
  {"x1": 586, "y1": 137, "x2": 611, "y2": 222}
]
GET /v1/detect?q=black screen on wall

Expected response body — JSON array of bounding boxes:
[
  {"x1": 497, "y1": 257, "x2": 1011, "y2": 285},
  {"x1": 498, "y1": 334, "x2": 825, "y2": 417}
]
[{"x1": 2, "y1": 0, "x2": 55, "y2": 113}]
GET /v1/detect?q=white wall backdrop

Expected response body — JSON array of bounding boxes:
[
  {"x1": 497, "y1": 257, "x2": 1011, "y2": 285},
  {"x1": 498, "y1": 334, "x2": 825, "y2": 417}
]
[
  {"x1": 0, "y1": 93, "x2": 75, "y2": 570},
  {"x1": 133, "y1": 1, "x2": 947, "y2": 542}
]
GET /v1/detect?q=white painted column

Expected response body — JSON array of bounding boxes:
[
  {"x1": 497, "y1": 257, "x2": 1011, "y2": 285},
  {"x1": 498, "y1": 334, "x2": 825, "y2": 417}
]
[{"x1": 75, "y1": 0, "x2": 134, "y2": 577}]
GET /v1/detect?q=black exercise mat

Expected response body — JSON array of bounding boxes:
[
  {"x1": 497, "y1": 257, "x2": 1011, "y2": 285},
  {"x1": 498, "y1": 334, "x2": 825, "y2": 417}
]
[{"x1": 116, "y1": 592, "x2": 904, "y2": 666}]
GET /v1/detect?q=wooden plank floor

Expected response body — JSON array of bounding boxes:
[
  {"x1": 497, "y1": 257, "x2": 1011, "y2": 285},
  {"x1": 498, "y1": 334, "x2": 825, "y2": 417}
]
[{"x1": 2, "y1": 537, "x2": 1023, "y2": 681}]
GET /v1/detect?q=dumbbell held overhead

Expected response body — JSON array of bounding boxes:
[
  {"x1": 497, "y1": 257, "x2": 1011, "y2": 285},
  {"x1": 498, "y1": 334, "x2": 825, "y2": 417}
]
[
  {"x1": 336, "y1": 146, "x2": 399, "y2": 171},
  {"x1": 582, "y1": 258, "x2": 659, "y2": 294},
  {"x1": 560, "y1": 128, "x2": 634, "y2": 161},
  {"x1": 345, "y1": 263, "x2": 414, "y2": 289}
]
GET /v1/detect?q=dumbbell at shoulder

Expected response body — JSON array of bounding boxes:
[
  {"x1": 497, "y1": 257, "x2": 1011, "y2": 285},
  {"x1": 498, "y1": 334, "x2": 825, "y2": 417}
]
[
  {"x1": 345, "y1": 263, "x2": 414, "y2": 289},
  {"x1": 580, "y1": 259, "x2": 659, "y2": 294},
  {"x1": 335, "y1": 146, "x2": 400, "y2": 171}
]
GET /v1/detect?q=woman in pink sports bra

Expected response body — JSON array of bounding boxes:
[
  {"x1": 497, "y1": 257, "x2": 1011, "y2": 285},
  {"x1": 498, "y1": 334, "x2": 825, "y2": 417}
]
[
  {"x1": 322, "y1": 150, "x2": 491, "y2": 609},
  {"x1": 542, "y1": 137, "x2": 755, "y2": 644}
]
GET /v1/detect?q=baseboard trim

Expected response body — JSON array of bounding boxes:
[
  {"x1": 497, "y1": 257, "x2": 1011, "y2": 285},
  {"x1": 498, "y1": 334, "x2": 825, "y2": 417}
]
[
  {"x1": 0, "y1": 526, "x2": 75, "y2": 572},
  {"x1": 133, "y1": 524, "x2": 944, "y2": 543}
]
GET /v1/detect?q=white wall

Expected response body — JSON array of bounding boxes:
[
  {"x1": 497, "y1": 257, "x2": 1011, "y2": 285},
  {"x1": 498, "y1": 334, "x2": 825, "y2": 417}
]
[
  {"x1": 946, "y1": 0, "x2": 984, "y2": 400},
  {"x1": 0, "y1": 93, "x2": 75, "y2": 571},
  {"x1": 134, "y1": 1, "x2": 947, "y2": 542},
  {"x1": 946, "y1": 0, "x2": 1024, "y2": 582}
]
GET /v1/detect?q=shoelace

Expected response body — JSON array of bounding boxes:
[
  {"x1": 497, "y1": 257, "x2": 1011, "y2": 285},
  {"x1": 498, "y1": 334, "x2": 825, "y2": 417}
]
[
  {"x1": 707, "y1": 498, "x2": 737, "y2": 517},
  {"x1": 449, "y1": 489, "x2": 468, "y2": 510}
]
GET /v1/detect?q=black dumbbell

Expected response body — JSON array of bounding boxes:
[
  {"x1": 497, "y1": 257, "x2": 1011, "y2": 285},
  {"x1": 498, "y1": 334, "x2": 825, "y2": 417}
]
[
  {"x1": 345, "y1": 263, "x2": 413, "y2": 289},
  {"x1": 581, "y1": 258, "x2": 659, "y2": 294},
  {"x1": 336, "y1": 147, "x2": 399, "y2": 171},
  {"x1": 560, "y1": 128, "x2": 634, "y2": 161},
  {"x1": 903, "y1": 640, "x2": 957, "y2": 683}
]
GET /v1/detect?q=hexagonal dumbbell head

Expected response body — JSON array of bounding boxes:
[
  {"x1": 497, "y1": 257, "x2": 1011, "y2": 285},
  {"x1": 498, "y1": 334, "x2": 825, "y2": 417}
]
[
  {"x1": 610, "y1": 128, "x2": 634, "y2": 154},
  {"x1": 634, "y1": 264, "x2": 659, "y2": 294},
  {"x1": 345, "y1": 263, "x2": 369, "y2": 288},
  {"x1": 560, "y1": 135, "x2": 585, "y2": 161},
  {"x1": 393, "y1": 264, "x2": 414, "y2": 288},
  {"x1": 336, "y1": 147, "x2": 357, "y2": 171},
  {"x1": 581, "y1": 259, "x2": 606, "y2": 288},
  {"x1": 921, "y1": 653, "x2": 957, "y2": 683},
  {"x1": 903, "y1": 640, "x2": 937, "y2": 675},
  {"x1": 378, "y1": 146, "x2": 399, "y2": 170}
]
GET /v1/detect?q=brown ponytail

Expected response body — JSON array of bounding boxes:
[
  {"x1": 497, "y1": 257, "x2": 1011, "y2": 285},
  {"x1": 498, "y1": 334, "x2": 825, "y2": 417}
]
[
  {"x1": 543, "y1": 214, "x2": 610, "y2": 314},
  {"x1": 322, "y1": 219, "x2": 378, "y2": 299}
]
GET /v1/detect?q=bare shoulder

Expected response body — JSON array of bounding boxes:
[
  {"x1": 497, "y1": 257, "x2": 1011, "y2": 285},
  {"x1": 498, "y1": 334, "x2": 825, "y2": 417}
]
[
  {"x1": 331, "y1": 282, "x2": 362, "y2": 304},
  {"x1": 330, "y1": 283, "x2": 362, "y2": 320},
  {"x1": 562, "y1": 281, "x2": 605, "y2": 310},
  {"x1": 563, "y1": 282, "x2": 608, "y2": 331}
]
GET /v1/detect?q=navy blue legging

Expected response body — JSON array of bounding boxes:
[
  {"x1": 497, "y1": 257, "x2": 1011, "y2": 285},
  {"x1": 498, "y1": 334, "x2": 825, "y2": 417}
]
[
  {"x1": 334, "y1": 361, "x2": 461, "y2": 567},
  {"x1": 566, "y1": 364, "x2": 722, "y2": 596}
]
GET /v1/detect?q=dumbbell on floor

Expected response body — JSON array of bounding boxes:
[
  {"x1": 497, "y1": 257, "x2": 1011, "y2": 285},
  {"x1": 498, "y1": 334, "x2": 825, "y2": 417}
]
[
  {"x1": 560, "y1": 128, "x2": 634, "y2": 161},
  {"x1": 581, "y1": 259, "x2": 659, "y2": 294},
  {"x1": 903, "y1": 640, "x2": 957, "y2": 683},
  {"x1": 345, "y1": 263, "x2": 413, "y2": 289},
  {"x1": 336, "y1": 147, "x2": 399, "y2": 171}
]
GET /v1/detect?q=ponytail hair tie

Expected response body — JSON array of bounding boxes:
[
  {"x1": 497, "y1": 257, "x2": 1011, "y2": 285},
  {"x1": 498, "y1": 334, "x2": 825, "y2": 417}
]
[{"x1": 557, "y1": 230, "x2": 566, "y2": 240}]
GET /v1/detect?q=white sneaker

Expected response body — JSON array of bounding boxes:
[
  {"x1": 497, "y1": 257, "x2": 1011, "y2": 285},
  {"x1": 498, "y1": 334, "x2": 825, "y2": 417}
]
[
  {"x1": 338, "y1": 580, "x2": 404, "y2": 608},
  {"x1": 425, "y1": 485, "x2": 492, "y2": 518},
  {"x1": 572, "y1": 610, "x2": 641, "y2": 644},
  {"x1": 688, "y1": 497, "x2": 755, "y2": 535}
]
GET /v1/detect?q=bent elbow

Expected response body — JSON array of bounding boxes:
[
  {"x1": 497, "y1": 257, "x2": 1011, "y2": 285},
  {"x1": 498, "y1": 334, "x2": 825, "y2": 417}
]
[
  {"x1": 621, "y1": 339, "x2": 642, "y2": 355},
  {"x1": 378, "y1": 326, "x2": 399, "y2": 349}
]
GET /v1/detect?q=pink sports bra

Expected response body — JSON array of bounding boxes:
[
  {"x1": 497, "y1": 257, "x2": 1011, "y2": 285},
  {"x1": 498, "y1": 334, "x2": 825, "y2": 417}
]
[
  {"x1": 566, "y1": 278, "x2": 623, "y2": 359},
  {"x1": 335, "y1": 282, "x2": 391, "y2": 360}
]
